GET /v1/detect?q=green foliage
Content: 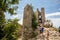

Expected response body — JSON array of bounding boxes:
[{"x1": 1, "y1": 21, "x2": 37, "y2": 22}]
[
  {"x1": 0, "y1": 9, "x2": 5, "y2": 39},
  {"x1": 0, "y1": 0, "x2": 19, "y2": 15},
  {"x1": 0, "y1": 0, "x2": 20, "y2": 40},
  {"x1": 1, "y1": 19, "x2": 20, "y2": 40},
  {"x1": 32, "y1": 13, "x2": 37, "y2": 31},
  {"x1": 32, "y1": 15, "x2": 38, "y2": 37}
]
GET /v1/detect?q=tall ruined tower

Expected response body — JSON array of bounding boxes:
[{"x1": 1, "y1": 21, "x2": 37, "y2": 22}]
[
  {"x1": 41, "y1": 8, "x2": 45, "y2": 26},
  {"x1": 35, "y1": 8, "x2": 45, "y2": 26},
  {"x1": 23, "y1": 4, "x2": 34, "y2": 40},
  {"x1": 35, "y1": 9, "x2": 40, "y2": 23}
]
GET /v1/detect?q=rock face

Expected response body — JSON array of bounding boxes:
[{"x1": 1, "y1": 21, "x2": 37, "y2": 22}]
[
  {"x1": 18, "y1": 28, "x2": 60, "y2": 40},
  {"x1": 23, "y1": 4, "x2": 34, "y2": 40},
  {"x1": 36, "y1": 28, "x2": 60, "y2": 40}
]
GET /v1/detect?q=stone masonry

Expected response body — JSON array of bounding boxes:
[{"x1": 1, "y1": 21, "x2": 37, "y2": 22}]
[
  {"x1": 23, "y1": 4, "x2": 45, "y2": 40},
  {"x1": 35, "y1": 8, "x2": 45, "y2": 26},
  {"x1": 23, "y1": 4, "x2": 34, "y2": 40}
]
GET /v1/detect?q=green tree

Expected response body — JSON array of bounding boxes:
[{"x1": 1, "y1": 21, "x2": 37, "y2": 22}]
[
  {"x1": 0, "y1": 9, "x2": 5, "y2": 39},
  {"x1": 0, "y1": 0, "x2": 19, "y2": 15},
  {"x1": 32, "y1": 13, "x2": 37, "y2": 31},
  {"x1": 1, "y1": 19, "x2": 20, "y2": 40},
  {"x1": 0, "y1": 0, "x2": 19, "y2": 40}
]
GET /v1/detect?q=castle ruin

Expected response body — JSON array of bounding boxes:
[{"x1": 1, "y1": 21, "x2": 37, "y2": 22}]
[
  {"x1": 23, "y1": 4, "x2": 45, "y2": 40},
  {"x1": 23, "y1": 4, "x2": 34, "y2": 40},
  {"x1": 35, "y1": 8, "x2": 45, "y2": 26}
]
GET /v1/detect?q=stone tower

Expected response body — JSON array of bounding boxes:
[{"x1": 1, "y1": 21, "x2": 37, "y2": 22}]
[
  {"x1": 41, "y1": 8, "x2": 45, "y2": 26},
  {"x1": 35, "y1": 9, "x2": 40, "y2": 23},
  {"x1": 23, "y1": 4, "x2": 34, "y2": 40},
  {"x1": 35, "y1": 8, "x2": 45, "y2": 26}
]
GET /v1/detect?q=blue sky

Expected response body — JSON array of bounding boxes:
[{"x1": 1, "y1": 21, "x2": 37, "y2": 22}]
[{"x1": 5, "y1": 0, "x2": 60, "y2": 28}]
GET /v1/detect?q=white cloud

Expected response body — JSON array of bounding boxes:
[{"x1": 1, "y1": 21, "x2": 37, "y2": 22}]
[
  {"x1": 17, "y1": 8, "x2": 23, "y2": 12},
  {"x1": 45, "y1": 12, "x2": 60, "y2": 28},
  {"x1": 10, "y1": 13, "x2": 23, "y2": 25},
  {"x1": 45, "y1": 12, "x2": 60, "y2": 18},
  {"x1": 47, "y1": 18, "x2": 60, "y2": 28},
  {"x1": 18, "y1": 19, "x2": 23, "y2": 25},
  {"x1": 10, "y1": 13, "x2": 23, "y2": 19},
  {"x1": 10, "y1": 15, "x2": 19, "y2": 19}
]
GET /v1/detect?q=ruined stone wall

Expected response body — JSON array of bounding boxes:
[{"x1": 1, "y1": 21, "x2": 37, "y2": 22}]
[
  {"x1": 41, "y1": 8, "x2": 45, "y2": 26},
  {"x1": 35, "y1": 8, "x2": 45, "y2": 26},
  {"x1": 23, "y1": 4, "x2": 34, "y2": 40}
]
